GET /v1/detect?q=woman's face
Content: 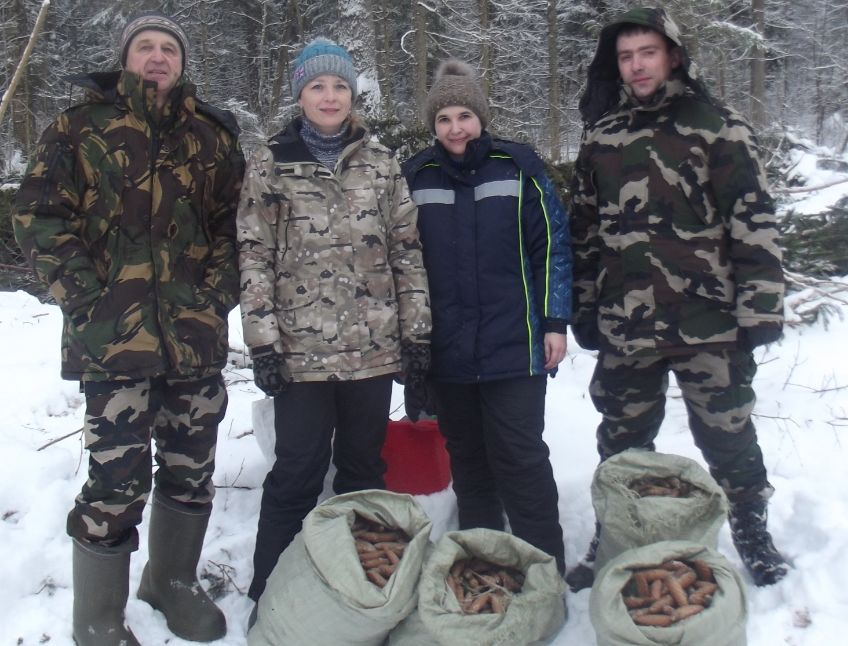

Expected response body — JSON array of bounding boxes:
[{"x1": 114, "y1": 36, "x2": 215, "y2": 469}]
[
  {"x1": 434, "y1": 106, "x2": 482, "y2": 158},
  {"x1": 298, "y1": 74, "x2": 353, "y2": 134}
]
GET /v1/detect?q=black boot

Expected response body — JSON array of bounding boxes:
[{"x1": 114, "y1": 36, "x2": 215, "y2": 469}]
[
  {"x1": 728, "y1": 499, "x2": 789, "y2": 586},
  {"x1": 565, "y1": 522, "x2": 600, "y2": 592},
  {"x1": 72, "y1": 539, "x2": 140, "y2": 646},
  {"x1": 137, "y1": 493, "x2": 226, "y2": 641}
]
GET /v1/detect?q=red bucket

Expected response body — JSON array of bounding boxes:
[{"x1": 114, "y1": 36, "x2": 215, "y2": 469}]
[{"x1": 382, "y1": 419, "x2": 452, "y2": 495}]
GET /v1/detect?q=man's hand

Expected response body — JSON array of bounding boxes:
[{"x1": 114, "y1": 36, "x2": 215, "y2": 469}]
[
  {"x1": 739, "y1": 326, "x2": 782, "y2": 352},
  {"x1": 571, "y1": 320, "x2": 601, "y2": 351}
]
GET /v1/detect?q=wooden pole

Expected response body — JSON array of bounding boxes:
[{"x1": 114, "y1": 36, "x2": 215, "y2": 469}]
[{"x1": 0, "y1": 1, "x2": 51, "y2": 125}]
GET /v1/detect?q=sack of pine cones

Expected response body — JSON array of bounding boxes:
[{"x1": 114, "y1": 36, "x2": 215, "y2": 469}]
[
  {"x1": 248, "y1": 489, "x2": 432, "y2": 646},
  {"x1": 592, "y1": 449, "x2": 729, "y2": 571},
  {"x1": 388, "y1": 528, "x2": 566, "y2": 646},
  {"x1": 590, "y1": 540, "x2": 747, "y2": 646}
]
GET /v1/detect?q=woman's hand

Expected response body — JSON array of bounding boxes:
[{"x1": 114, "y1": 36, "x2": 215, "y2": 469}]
[{"x1": 544, "y1": 332, "x2": 567, "y2": 370}]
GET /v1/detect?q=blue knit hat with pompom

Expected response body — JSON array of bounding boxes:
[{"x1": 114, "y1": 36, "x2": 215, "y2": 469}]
[{"x1": 291, "y1": 38, "x2": 358, "y2": 100}]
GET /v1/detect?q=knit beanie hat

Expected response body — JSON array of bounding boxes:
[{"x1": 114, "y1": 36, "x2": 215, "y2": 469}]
[
  {"x1": 424, "y1": 59, "x2": 490, "y2": 134},
  {"x1": 291, "y1": 38, "x2": 358, "y2": 100},
  {"x1": 120, "y1": 11, "x2": 189, "y2": 74}
]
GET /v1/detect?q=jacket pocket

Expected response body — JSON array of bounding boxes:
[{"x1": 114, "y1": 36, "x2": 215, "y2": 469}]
[{"x1": 675, "y1": 155, "x2": 718, "y2": 227}]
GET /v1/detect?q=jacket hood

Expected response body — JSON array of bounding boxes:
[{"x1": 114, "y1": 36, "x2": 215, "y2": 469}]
[
  {"x1": 61, "y1": 70, "x2": 240, "y2": 138},
  {"x1": 578, "y1": 7, "x2": 710, "y2": 126}
]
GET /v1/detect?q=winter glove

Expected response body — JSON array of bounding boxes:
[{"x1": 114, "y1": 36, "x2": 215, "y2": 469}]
[
  {"x1": 739, "y1": 326, "x2": 782, "y2": 352},
  {"x1": 252, "y1": 351, "x2": 291, "y2": 397},
  {"x1": 400, "y1": 340, "x2": 431, "y2": 382},
  {"x1": 404, "y1": 378, "x2": 438, "y2": 422},
  {"x1": 399, "y1": 340, "x2": 434, "y2": 421},
  {"x1": 571, "y1": 320, "x2": 601, "y2": 351}
]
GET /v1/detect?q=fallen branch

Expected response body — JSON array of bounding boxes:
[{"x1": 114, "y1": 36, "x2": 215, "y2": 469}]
[
  {"x1": 0, "y1": 263, "x2": 34, "y2": 273},
  {"x1": 37, "y1": 426, "x2": 82, "y2": 451},
  {"x1": 774, "y1": 176, "x2": 848, "y2": 194}
]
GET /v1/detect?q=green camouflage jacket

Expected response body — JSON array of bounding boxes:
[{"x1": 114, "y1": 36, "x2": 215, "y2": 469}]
[
  {"x1": 570, "y1": 8, "x2": 784, "y2": 356},
  {"x1": 14, "y1": 70, "x2": 245, "y2": 381},
  {"x1": 237, "y1": 119, "x2": 431, "y2": 381}
]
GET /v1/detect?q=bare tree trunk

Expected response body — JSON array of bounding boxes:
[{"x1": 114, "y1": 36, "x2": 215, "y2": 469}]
[
  {"x1": 414, "y1": 0, "x2": 428, "y2": 125},
  {"x1": 547, "y1": 0, "x2": 560, "y2": 162},
  {"x1": 371, "y1": 0, "x2": 393, "y2": 115},
  {"x1": 478, "y1": 0, "x2": 491, "y2": 100},
  {"x1": 750, "y1": 0, "x2": 766, "y2": 129},
  {"x1": 0, "y1": 0, "x2": 50, "y2": 126}
]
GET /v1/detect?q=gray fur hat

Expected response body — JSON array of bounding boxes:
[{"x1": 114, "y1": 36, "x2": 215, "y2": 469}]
[
  {"x1": 424, "y1": 59, "x2": 490, "y2": 134},
  {"x1": 120, "y1": 11, "x2": 189, "y2": 74},
  {"x1": 291, "y1": 38, "x2": 358, "y2": 100}
]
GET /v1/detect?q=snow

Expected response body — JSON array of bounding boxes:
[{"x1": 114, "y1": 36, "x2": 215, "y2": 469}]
[
  {"x1": 2, "y1": 155, "x2": 847, "y2": 645},
  {"x1": 2, "y1": 287, "x2": 847, "y2": 645}
]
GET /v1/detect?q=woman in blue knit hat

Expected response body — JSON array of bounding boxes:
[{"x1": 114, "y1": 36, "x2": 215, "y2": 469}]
[{"x1": 236, "y1": 38, "x2": 431, "y2": 619}]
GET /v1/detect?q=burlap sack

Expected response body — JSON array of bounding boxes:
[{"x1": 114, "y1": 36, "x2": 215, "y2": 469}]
[
  {"x1": 248, "y1": 489, "x2": 432, "y2": 646},
  {"x1": 592, "y1": 449, "x2": 728, "y2": 571},
  {"x1": 590, "y1": 540, "x2": 747, "y2": 646},
  {"x1": 388, "y1": 528, "x2": 566, "y2": 646}
]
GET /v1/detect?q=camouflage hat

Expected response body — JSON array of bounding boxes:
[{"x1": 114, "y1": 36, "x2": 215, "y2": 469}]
[
  {"x1": 120, "y1": 11, "x2": 189, "y2": 74},
  {"x1": 291, "y1": 38, "x2": 358, "y2": 100},
  {"x1": 424, "y1": 59, "x2": 490, "y2": 134}
]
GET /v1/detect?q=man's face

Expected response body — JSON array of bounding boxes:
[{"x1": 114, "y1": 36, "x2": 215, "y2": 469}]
[
  {"x1": 616, "y1": 29, "x2": 681, "y2": 103},
  {"x1": 124, "y1": 29, "x2": 182, "y2": 102}
]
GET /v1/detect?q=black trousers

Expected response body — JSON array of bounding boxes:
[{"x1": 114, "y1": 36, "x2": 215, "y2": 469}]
[
  {"x1": 432, "y1": 376, "x2": 565, "y2": 573},
  {"x1": 248, "y1": 374, "x2": 393, "y2": 601}
]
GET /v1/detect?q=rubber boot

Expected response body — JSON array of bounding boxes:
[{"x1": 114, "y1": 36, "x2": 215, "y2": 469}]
[
  {"x1": 72, "y1": 539, "x2": 140, "y2": 646},
  {"x1": 728, "y1": 498, "x2": 789, "y2": 586},
  {"x1": 564, "y1": 521, "x2": 600, "y2": 592},
  {"x1": 137, "y1": 493, "x2": 226, "y2": 641}
]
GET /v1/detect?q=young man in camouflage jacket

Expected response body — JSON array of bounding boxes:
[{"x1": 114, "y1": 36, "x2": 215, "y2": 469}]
[
  {"x1": 13, "y1": 12, "x2": 244, "y2": 645},
  {"x1": 568, "y1": 7, "x2": 788, "y2": 589}
]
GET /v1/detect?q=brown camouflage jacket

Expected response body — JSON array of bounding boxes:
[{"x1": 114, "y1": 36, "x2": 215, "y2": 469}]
[
  {"x1": 13, "y1": 70, "x2": 244, "y2": 381},
  {"x1": 571, "y1": 79, "x2": 784, "y2": 355},
  {"x1": 237, "y1": 119, "x2": 431, "y2": 381}
]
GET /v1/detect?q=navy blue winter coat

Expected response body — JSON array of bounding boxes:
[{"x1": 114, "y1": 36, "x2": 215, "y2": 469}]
[{"x1": 403, "y1": 133, "x2": 572, "y2": 383}]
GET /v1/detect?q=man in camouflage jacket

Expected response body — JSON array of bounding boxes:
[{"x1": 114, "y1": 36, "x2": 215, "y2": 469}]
[
  {"x1": 13, "y1": 12, "x2": 243, "y2": 644},
  {"x1": 568, "y1": 7, "x2": 788, "y2": 589}
]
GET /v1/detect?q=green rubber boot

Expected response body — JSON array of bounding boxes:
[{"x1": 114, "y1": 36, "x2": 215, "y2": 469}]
[
  {"x1": 72, "y1": 539, "x2": 140, "y2": 646},
  {"x1": 137, "y1": 493, "x2": 226, "y2": 641}
]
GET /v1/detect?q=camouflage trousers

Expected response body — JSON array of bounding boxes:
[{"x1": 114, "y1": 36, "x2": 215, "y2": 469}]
[
  {"x1": 590, "y1": 349, "x2": 772, "y2": 504},
  {"x1": 67, "y1": 373, "x2": 227, "y2": 548}
]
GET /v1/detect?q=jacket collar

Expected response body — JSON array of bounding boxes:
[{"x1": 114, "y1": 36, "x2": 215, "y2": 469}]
[
  {"x1": 64, "y1": 70, "x2": 194, "y2": 128},
  {"x1": 620, "y1": 77, "x2": 688, "y2": 114},
  {"x1": 268, "y1": 117, "x2": 367, "y2": 166}
]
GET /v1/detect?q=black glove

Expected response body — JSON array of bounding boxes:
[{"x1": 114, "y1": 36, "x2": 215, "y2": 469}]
[
  {"x1": 400, "y1": 340, "x2": 433, "y2": 421},
  {"x1": 400, "y1": 340, "x2": 430, "y2": 382},
  {"x1": 252, "y1": 352, "x2": 291, "y2": 397},
  {"x1": 739, "y1": 326, "x2": 782, "y2": 352},
  {"x1": 571, "y1": 320, "x2": 601, "y2": 351},
  {"x1": 404, "y1": 377, "x2": 438, "y2": 422}
]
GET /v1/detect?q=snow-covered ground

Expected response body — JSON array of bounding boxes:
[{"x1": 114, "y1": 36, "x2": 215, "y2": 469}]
[{"x1": 2, "y1": 143, "x2": 847, "y2": 644}]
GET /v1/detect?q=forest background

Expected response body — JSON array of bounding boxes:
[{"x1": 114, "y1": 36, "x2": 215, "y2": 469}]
[{"x1": 2, "y1": 0, "x2": 848, "y2": 286}]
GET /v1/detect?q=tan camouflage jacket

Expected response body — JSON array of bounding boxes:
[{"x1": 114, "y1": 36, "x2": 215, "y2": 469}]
[
  {"x1": 237, "y1": 119, "x2": 431, "y2": 381},
  {"x1": 14, "y1": 71, "x2": 244, "y2": 381},
  {"x1": 571, "y1": 79, "x2": 785, "y2": 355}
]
